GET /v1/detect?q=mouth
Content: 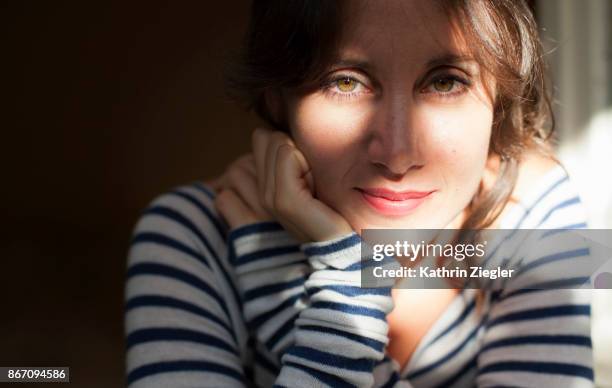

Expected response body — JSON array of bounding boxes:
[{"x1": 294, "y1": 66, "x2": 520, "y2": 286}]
[{"x1": 356, "y1": 187, "x2": 435, "y2": 216}]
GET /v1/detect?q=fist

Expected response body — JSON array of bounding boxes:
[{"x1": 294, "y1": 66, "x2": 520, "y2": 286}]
[{"x1": 251, "y1": 128, "x2": 352, "y2": 242}]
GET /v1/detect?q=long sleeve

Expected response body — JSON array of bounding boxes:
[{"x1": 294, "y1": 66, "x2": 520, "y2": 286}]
[
  {"x1": 124, "y1": 183, "x2": 399, "y2": 387},
  {"x1": 227, "y1": 221, "x2": 310, "y2": 364},
  {"x1": 124, "y1": 184, "x2": 250, "y2": 387},
  {"x1": 474, "y1": 169, "x2": 595, "y2": 387},
  {"x1": 274, "y1": 232, "x2": 396, "y2": 387}
]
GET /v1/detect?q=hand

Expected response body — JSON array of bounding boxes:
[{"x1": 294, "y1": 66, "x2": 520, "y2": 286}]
[
  {"x1": 252, "y1": 128, "x2": 353, "y2": 243},
  {"x1": 212, "y1": 153, "x2": 274, "y2": 229}
]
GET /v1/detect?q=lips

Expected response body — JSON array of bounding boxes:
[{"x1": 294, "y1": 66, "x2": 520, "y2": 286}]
[
  {"x1": 356, "y1": 187, "x2": 435, "y2": 216},
  {"x1": 358, "y1": 188, "x2": 434, "y2": 201}
]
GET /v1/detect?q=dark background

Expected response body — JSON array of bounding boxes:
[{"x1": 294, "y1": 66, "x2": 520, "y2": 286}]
[{"x1": 2, "y1": 2, "x2": 259, "y2": 387}]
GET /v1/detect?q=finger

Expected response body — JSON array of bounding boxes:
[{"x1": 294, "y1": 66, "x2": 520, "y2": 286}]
[
  {"x1": 235, "y1": 153, "x2": 257, "y2": 176},
  {"x1": 204, "y1": 177, "x2": 223, "y2": 192},
  {"x1": 273, "y1": 144, "x2": 309, "y2": 211},
  {"x1": 213, "y1": 153, "x2": 255, "y2": 192},
  {"x1": 214, "y1": 189, "x2": 258, "y2": 229},
  {"x1": 264, "y1": 132, "x2": 295, "y2": 212},
  {"x1": 275, "y1": 144, "x2": 350, "y2": 241},
  {"x1": 226, "y1": 162, "x2": 272, "y2": 220},
  {"x1": 263, "y1": 135, "x2": 280, "y2": 212},
  {"x1": 252, "y1": 128, "x2": 271, "y2": 199},
  {"x1": 232, "y1": 154, "x2": 256, "y2": 178},
  {"x1": 242, "y1": 165, "x2": 273, "y2": 219}
]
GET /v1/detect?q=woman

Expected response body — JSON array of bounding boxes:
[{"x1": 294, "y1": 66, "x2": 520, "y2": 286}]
[{"x1": 124, "y1": 1, "x2": 594, "y2": 387}]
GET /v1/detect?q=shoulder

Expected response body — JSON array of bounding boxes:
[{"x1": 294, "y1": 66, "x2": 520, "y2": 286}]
[
  {"x1": 128, "y1": 182, "x2": 229, "y2": 266},
  {"x1": 500, "y1": 151, "x2": 588, "y2": 229},
  {"x1": 510, "y1": 151, "x2": 559, "y2": 203}
]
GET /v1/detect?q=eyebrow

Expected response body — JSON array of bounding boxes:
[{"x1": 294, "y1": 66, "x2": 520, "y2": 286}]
[
  {"x1": 426, "y1": 53, "x2": 477, "y2": 69},
  {"x1": 328, "y1": 58, "x2": 377, "y2": 73},
  {"x1": 328, "y1": 53, "x2": 477, "y2": 74}
]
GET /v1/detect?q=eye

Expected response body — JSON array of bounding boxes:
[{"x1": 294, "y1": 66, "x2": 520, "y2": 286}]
[
  {"x1": 421, "y1": 74, "x2": 471, "y2": 98},
  {"x1": 432, "y1": 77, "x2": 456, "y2": 92},
  {"x1": 336, "y1": 77, "x2": 359, "y2": 92},
  {"x1": 322, "y1": 72, "x2": 371, "y2": 101}
]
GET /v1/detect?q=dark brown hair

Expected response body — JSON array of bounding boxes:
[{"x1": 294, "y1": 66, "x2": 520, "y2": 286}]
[{"x1": 227, "y1": 0, "x2": 555, "y2": 235}]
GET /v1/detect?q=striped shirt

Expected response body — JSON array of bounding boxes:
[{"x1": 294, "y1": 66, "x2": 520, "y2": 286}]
[{"x1": 124, "y1": 164, "x2": 594, "y2": 387}]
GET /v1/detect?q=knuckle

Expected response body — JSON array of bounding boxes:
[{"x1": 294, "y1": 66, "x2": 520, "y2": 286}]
[
  {"x1": 214, "y1": 191, "x2": 229, "y2": 210},
  {"x1": 252, "y1": 128, "x2": 269, "y2": 145},
  {"x1": 216, "y1": 189, "x2": 232, "y2": 202},
  {"x1": 237, "y1": 153, "x2": 253, "y2": 166},
  {"x1": 277, "y1": 143, "x2": 294, "y2": 160},
  {"x1": 264, "y1": 189, "x2": 275, "y2": 212},
  {"x1": 272, "y1": 132, "x2": 290, "y2": 146},
  {"x1": 226, "y1": 165, "x2": 243, "y2": 184},
  {"x1": 273, "y1": 191, "x2": 292, "y2": 216}
]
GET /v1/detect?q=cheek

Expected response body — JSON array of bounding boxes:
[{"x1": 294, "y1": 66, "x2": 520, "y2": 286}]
[
  {"x1": 420, "y1": 105, "x2": 492, "y2": 187},
  {"x1": 288, "y1": 96, "x2": 371, "y2": 186}
]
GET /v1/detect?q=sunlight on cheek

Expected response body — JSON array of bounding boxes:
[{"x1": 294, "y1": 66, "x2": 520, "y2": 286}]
[
  {"x1": 291, "y1": 96, "x2": 371, "y2": 147},
  {"x1": 423, "y1": 111, "x2": 491, "y2": 156}
]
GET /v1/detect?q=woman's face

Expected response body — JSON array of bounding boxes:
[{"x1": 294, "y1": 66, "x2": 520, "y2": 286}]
[{"x1": 285, "y1": 0, "x2": 494, "y2": 232}]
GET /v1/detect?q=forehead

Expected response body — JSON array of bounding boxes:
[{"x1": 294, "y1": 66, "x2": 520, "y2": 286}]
[{"x1": 336, "y1": 0, "x2": 470, "y2": 69}]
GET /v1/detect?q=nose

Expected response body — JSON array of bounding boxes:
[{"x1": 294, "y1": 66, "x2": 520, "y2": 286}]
[{"x1": 367, "y1": 96, "x2": 424, "y2": 178}]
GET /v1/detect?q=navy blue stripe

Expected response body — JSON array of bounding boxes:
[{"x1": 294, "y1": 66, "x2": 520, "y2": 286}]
[
  {"x1": 279, "y1": 361, "x2": 358, "y2": 388},
  {"x1": 254, "y1": 347, "x2": 280, "y2": 376},
  {"x1": 299, "y1": 325, "x2": 386, "y2": 352},
  {"x1": 244, "y1": 276, "x2": 305, "y2": 302},
  {"x1": 499, "y1": 277, "x2": 591, "y2": 300},
  {"x1": 537, "y1": 196, "x2": 581, "y2": 226},
  {"x1": 125, "y1": 294, "x2": 237, "y2": 345},
  {"x1": 192, "y1": 181, "x2": 216, "y2": 200},
  {"x1": 170, "y1": 189, "x2": 227, "y2": 239},
  {"x1": 344, "y1": 254, "x2": 398, "y2": 271},
  {"x1": 344, "y1": 260, "x2": 365, "y2": 271},
  {"x1": 478, "y1": 229, "x2": 527, "y2": 274},
  {"x1": 133, "y1": 210, "x2": 243, "y2": 313},
  {"x1": 249, "y1": 294, "x2": 302, "y2": 330},
  {"x1": 189, "y1": 182, "x2": 232, "y2": 233},
  {"x1": 126, "y1": 262, "x2": 231, "y2": 322},
  {"x1": 308, "y1": 284, "x2": 391, "y2": 297},
  {"x1": 141, "y1": 206, "x2": 222, "y2": 267},
  {"x1": 310, "y1": 301, "x2": 386, "y2": 320},
  {"x1": 481, "y1": 173, "x2": 568, "y2": 261},
  {"x1": 131, "y1": 232, "x2": 211, "y2": 269},
  {"x1": 426, "y1": 294, "x2": 475, "y2": 346},
  {"x1": 483, "y1": 386, "x2": 523, "y2": 388},
  {"x1": 408, "y1": 318, "x2": 482, "y2": 379},
  {"x1": 127, "y1": 359, "x2": 244, "y2": 385},
  {"x1": 228, "y1": 221, "x2": 285, "y2": 240},
  {"x1": 303, "y1": 233, "x2": 361, "y2": 256},
  {"x1": 512, "y1": 174, "x2": 568, "y2": 229},
  {"x1": 487, "y1": 304, "x2": 590, "y2": 328},
  {"x1": 481, "y1": 335, "x2": 592, "y2": 353},
  {"x1": 126, "y1": 327, "x2": 238, "y2": 356},
  {"x1": 540, "y1": 223, "x2": 588, "y2": 238},
  {"x1": 287, "y1": 346, "x2": 374, "y2": 372},
  {"x1": 379, "y1": 361, "x2": 400, "y2": 388},
  {"x1": 380, "y1": 374, "x2": 399, "y2": 388},
  {"x1": 479, "y1": 361, "x2": 593, "y2": 380},
  {"x1": 265, "y1": 312, "x2": 299, "y2": 351},
  {"x1": 513, "y1": 247, "x2": 590, "y2": 278},
  {"x1": 234, "y1": 245, "x2": 302, "y2": 266},
  {"x1": 432, "y1": 354, "x2": 477, "y2": 388}
]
